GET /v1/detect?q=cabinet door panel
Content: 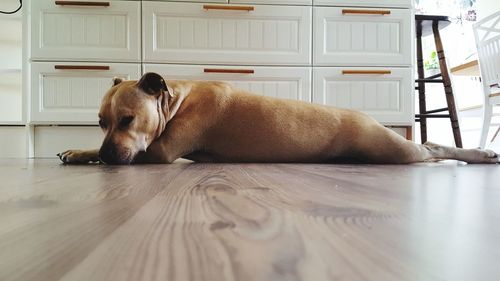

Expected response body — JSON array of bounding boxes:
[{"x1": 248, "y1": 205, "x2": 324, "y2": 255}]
[
  {"x1": 143, "y1": 2, "x2": 311, "y2": 65},
  {"x1": 31, "y1": 0, "x2": 140, "y2": 62},
  {"x1": 144, "y1": 64, "x2": 311, "y2": 101},
  {"x1": 314, "y1": 0, "x2": 412, "y2": 8},
  {"x1": 31, "y1": 62, "x2": 141, "y2": 123},
  {"x1": 313, "y1": 67, "x2": 413, "y2": 125},
  {"x1": 231, "y1": 0, "x2": 312, "y2": 5},
  {"x1": 156, "y1": 0, "x2": 228, "y2": 2},
  {"x1": 314, "y1": 7, "x2": 412, "y2": 66}
]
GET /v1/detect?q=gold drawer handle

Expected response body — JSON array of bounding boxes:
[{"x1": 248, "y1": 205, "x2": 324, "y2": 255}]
[
  {"x1": 54, "y1": 65, "x2": 110, "y2": 70},
  {"x1": 342, "y1": 70, "x2": 392, "y2": 75},
  {"x1": 203, "y1": 5, "x2": 254, "y2": 11},
  {"x1": 204, "y1": 68, "x2": 254, "y2": 74},
  {"x1": 55, "y1": 1, "x2": 110, "y2": 7},
  {"x1": 342, "y1": 9, "x2": 391, "y2": 15}
]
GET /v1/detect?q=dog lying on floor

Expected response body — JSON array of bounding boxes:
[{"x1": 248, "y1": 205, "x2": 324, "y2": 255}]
[{"x1": 58, "y1": 73, "x2": 499, "y2": 165}]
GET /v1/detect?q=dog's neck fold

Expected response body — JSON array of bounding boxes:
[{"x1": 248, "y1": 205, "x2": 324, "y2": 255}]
[
  {"x1": 154, "y1": 83, "x2": 186, "y2": 140},
  {"x1": 165, "y1": 85, "x2": 186, "y2": 122}
]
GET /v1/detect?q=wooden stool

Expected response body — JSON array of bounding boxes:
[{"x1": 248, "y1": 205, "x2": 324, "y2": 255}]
[{"x1": 415, "y1": 15, "x2": 463, "y2": 148}]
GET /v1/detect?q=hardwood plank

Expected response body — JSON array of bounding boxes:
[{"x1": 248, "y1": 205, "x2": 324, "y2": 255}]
[
  {"x1": 0, "y1": 161, "x2": 189, "y2": 281},
  {"x1": 0, "y1": 160, "x2": 499, "y2": 281}
]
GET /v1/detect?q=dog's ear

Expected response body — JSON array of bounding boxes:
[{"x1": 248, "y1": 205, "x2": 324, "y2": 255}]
[
  {"x1": 137, "y1": 72, "x2": 168, "y2": 96},
  {"x1": 112, "y1": 77, "x2": 124, "y2": 86}
]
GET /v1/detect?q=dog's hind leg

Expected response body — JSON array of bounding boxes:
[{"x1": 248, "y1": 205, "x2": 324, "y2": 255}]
[
  {"x1": 352, "y1": 125, "x2": 499, "y2": 164},
  {"x1": 418, "y1": 141, "x2": 499, "y2": 164}
]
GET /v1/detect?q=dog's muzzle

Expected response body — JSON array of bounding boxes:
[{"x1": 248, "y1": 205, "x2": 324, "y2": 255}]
[{"x1": 99, "y1": 142, "x2": 133, "y2": 165}]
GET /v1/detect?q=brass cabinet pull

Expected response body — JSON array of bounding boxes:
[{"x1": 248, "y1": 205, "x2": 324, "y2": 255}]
[
  {"x1": 203, "y1": 5, "x2": 254, "y2": 11},
  {"x1": 204, "y1": 68, "x2": 254, "y2": 74},
  {"x1": 55, "y1": 1, "x2": 110, "y2": 7},
  {"x1": 342, "y1": 9, "x2": 391, "y2": 15},
  {"x1": 54, "y1": 65, "x2": 110, "y2": 70},
  {"x1": 342, "y1": 70, "x2": 392, "y2": 75}
]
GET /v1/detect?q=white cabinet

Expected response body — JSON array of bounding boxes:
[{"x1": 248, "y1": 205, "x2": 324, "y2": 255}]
[
  {"x1": 144, "y1": 64, "x2": 312, "y2": 101},
  {"x1": 313, "y1": 0, "x2": 412, "y2": 8},
  {"x1": 142, "y1": 2, "x2": 311, "y2": 65},
  {"x1": 30, "y1": 0, "x2": 140, "y2": 62},
  {"x1": 24, "y1": 0, "x2": 415, "y2": 157},
  {"x1": 232, "y1": 0, "x2": 312, "y2": 5},
  {"x1": 313, "y1": 67, "x2": 413, "y2": 125},
  {"x1": 314, "y1": 7, "x2": 412, "y2": 66},
  {"x1": 30, "y1": 62, "x2": 141, "y2": 124},
  {"x1": 157, "y1": 0, "x2": 228, "y2": 2}
]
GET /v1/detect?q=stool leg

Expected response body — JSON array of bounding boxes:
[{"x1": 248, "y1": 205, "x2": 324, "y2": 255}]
[
  {"x1": 416, "y1": 22, "x2": 427, "y2": 144},
  {"x1": 432, "y1": 22, "x2": 463, "y2": 148}
]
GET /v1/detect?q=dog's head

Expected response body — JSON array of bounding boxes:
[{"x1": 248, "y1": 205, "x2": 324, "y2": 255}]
[{"x1": 98, "y1": 73, "x2": 171, "y2": 164}]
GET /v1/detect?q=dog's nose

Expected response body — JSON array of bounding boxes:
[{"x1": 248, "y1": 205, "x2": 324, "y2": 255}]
[{"x1": 99, "y1": 143, "x2": 119, "y2": 164}]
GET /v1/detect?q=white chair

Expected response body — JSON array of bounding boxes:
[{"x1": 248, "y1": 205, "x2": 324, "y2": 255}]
[{"x1": 474, "y1": 11, "x2": 500, "y2": 149}]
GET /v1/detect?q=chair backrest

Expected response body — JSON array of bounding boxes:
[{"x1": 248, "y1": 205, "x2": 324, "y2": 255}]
[{"x1": 473, "y1": 11, "x2": 500, "y2": 96}]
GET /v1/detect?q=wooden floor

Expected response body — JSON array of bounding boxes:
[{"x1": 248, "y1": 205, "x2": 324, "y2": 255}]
[{"x1": 0, "y1": 159, "x2": 499, "y2": 281}]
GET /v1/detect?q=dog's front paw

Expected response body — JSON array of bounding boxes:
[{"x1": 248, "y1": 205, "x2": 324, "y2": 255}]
[{"x1": 57, "y1": 150, "x2": 99, "y2": 164}]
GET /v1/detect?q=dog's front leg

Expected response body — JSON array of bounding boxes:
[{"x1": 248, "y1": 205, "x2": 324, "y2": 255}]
[
  {"x1": 135, "y1": 126, "x2": 204, "y2": 164},
  {"x1": 134, "y1": 140, "x2": 192, "y2": 164},
  {"x1": 58, "y1": 149, "x2": 100, "y2": 164}
]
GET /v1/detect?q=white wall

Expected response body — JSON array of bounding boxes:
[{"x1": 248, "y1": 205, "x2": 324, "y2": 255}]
[{"x1": 477, "y1": 0, "x2": 500, "y2": 20}]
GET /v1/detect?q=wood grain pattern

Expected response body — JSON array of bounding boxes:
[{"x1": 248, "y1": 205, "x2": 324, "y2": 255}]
[
  {"x1": 432, "y1": 21, "x2": 463, "y2": 148},
  {"x1": 0, "y1": 159, "x2": 500, "y2": 281}
]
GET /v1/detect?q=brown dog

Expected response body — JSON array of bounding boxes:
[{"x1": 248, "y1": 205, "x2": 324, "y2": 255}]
[{"x1": 58, "y1": 73, "x2": 499, "y2": 165}]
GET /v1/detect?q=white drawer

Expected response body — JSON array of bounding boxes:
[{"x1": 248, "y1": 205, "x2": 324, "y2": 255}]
[
  {"x1": 143, "y1": 2, "x2": 311, "y2": 65},
  {"x1": 314, "y1": 7, "x2": 412, "y2": 66},
  {"x1": 34, "y1": 126, "x2": 102, "y2": 158},
  {"x1": 144, "y1": 64, "x2": 311, "y2": 102},
  {"x1": 151, "y1": 0, "x2": 228, "y2": 2},
  {"x1": 30, "y1": 62, "x2": 141, "y2": 124},
  {"x1": 30, "y1": 0, "x2": 140, "y2": 62},
  {"x1": 313, "y1": 0, "x2": 412, "y2": 8},
  {"x1": 313, "y1": 67, "x2": 413, "y2": 125},
  {"x1": 231, "y1": 0, "x2": 312, "y2": 5}
]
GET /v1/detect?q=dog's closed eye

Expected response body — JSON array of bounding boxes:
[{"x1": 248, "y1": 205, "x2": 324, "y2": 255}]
[
  {"x1": 99, "y1": 119, "x2": 107, "y2": 129},
  {"x1": 119, "y1": 116, "x2": 135, "y2": 128}
]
